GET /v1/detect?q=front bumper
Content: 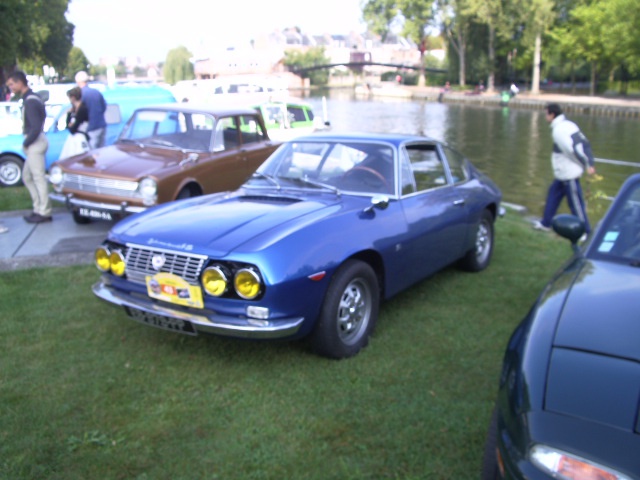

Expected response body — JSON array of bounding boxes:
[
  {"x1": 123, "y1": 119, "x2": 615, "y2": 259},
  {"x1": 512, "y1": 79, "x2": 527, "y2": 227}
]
[
  {"x1": 92, "y1": 279, "x2": 305, "y2": 340},
  {"x1": 50, "y1": 192, "x2": 146, "y2": 215}
]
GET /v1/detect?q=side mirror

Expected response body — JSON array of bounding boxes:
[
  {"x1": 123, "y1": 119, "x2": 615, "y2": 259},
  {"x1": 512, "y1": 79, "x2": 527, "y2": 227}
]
[
  {"x1": 552, "y1": 214, "x2": 585, "y2": 252},
  {"x1": 364, "y1": 195, "x2": 389, "y2": 213}
]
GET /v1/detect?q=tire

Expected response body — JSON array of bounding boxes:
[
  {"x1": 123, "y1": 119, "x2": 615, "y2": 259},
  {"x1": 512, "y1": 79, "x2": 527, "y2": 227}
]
[
  {"x1": 459, "y1": 209, "x2": 494, "y2": 272},
  {"x1": 310, "y1": 260, "x2": 379, "y2": 359},
  {"x1": 481, "y1": 405, "x2": 501, "y2": 480},
  {"x1": 0, "y1": 154, "x2": 24, "y2": 187},
  {"x1": 72, "y1": 210, "x2": 92, "y2": 224}
]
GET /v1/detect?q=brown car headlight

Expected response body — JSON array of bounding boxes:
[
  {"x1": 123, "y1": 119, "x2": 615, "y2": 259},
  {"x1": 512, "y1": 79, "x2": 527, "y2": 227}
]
[
  {"x1": 202, "y1": 266, "x2": 228, "y2": 297},
  {"x1": 95, "y1": 246, "x2": 111, "y2": 272},
  {"x1": 109, "y1": 250, "x2": 126, "y2": 277},
  {"x1": 234, "y1": 268, "x2": 262, "y2": 300}
]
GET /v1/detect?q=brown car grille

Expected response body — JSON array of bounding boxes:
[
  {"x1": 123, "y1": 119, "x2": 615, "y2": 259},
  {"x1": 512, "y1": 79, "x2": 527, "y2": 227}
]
[
  {"x1": 63, "y1": 173, "x2": 139, "y2": 197},
  {"x1": 124, "y1": 244, "x2": 208, "y2": 285}
]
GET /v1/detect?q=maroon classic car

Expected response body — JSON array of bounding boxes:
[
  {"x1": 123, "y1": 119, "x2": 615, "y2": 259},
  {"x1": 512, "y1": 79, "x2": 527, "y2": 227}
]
[{"x1": 49, "y1": 104, "x2": 279, "y2": 223}]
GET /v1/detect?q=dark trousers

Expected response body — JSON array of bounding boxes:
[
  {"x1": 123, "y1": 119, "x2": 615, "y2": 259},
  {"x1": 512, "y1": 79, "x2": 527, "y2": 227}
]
[{"x1": 541, "y1": 178, "x2": 591, "y2": 234}]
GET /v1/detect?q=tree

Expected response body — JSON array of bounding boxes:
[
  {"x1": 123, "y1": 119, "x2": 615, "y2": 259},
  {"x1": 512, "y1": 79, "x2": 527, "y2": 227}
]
[
  {"x1": 66, "y1": 47, "x2": 90, "y2": 80},
  {"x1": 363, "y1": 0, "x2": 401, "y2": 42},
  {"x1": 283, "y1": 47, "x2": 331, "y2": 86},
  {"x1": 463, "y1": 0, "x2": 508, "y2": 91},
  {"x1": 0, "y1": 0, "x2": 74, "y2": 83},
  {"x1": 398, "y1": 0, "x2": 435, "y2": 86},
  {"x1": 519, "y1": 0, "x2": 555, "y2": 94},
  {"x1": 164, "y1": 46, "x2": 194, "y2": 85},
  {"x1": 436, "y1": 0, "x2": 473, "y2": 86}
]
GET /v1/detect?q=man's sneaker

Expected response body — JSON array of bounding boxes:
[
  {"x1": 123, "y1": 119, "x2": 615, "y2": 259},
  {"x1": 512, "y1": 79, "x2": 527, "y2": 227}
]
[
  {"x1": 532, "y1": 220, "x2": 551, "y2": 232},
  {"x1": 24, "y1": 213, "x2": 53, "y2": 224}
]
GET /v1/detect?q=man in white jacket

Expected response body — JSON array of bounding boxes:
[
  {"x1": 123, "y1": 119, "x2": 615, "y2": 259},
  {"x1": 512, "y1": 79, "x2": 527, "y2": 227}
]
[{"x1": 534, "y1": 103, "x2": 596, "y2": 234}]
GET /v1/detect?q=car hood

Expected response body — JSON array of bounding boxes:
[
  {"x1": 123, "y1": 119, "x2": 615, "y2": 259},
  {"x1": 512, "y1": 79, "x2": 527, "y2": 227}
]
[
  {"x1": 111, "y1": 190, "x2": 343, "y2": 257},
  {"x1": 57, "y1": 143, "x2": 182, "y2": 178},
  {"x1": 544, "y1": 259, "x2": 640, "y2": 431},
  {"x1": 553, "y1": 259, "x2": 640, "y2": 360}
]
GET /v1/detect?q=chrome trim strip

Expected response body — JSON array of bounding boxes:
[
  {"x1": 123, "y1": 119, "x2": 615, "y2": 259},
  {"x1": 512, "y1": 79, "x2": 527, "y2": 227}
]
[
  {"x1": 49, "y1": 193, "x2": 146, "y2": 214},
  {"x1": 92, "y1": 280, "x2": 304, "y2": 339}
]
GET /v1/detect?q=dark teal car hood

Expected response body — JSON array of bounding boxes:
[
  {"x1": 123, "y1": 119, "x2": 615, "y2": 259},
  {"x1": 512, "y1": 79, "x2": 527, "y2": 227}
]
[
  {"x1": 553, "y1": 259, "x2": 640, "y2": 361},
  {"x1": 112, "y1": 191, "x2": 341, "y2": 257}
]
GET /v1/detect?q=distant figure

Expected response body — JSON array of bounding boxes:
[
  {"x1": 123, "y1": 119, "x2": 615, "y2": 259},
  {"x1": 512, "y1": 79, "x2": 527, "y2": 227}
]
[
  {"x1": 6, "y1": 70, "x2": 52, "y2": 224},
  {"x1": 438, "y1": 81, "x2": 451, "y2": 102},
  {"x1": 533, "y1": 103, "x2": 596, "y2": 235},
  {"x1": 395, "y1": 74, "x2": 402, "y2": 84},
  {"x1": 75, "y1": 71, "x2": 107, "y2": 149},
  {"x1": 510, "y1": 83, "x2": 520, "y2": 97}
]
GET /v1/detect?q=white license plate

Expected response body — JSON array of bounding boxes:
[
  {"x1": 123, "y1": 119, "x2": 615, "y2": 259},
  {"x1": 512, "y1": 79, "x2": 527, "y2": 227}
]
[
  {"x1": 78, "y1": 207, "x2": 113, "y2": 221},
  {"x1": 125, "y1": 307, "x2": 197, "y2": 335}
]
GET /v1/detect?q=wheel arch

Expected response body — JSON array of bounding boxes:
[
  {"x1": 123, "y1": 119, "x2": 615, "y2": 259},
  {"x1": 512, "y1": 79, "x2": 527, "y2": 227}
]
[{"x1": 347, "y1": 249, "x2": 386, "y2": 299}]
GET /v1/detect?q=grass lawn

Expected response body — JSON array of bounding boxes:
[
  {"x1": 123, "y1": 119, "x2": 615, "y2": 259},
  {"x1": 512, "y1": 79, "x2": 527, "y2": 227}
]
[
  {"x1": 0, "y1": 185, "x2": 32, "y2": 212},
  {"x1": 0, "y1": 214, "x2": 569, "y2": 479}
]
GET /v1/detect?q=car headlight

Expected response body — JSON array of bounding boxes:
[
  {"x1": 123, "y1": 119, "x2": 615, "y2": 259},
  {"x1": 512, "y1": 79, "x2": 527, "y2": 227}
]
[
  {"x1": 49, "y1": 165, "x2": 63, "y2": 186},
  {"x1": 234, "y1": 268, "x2": 262, "y2": 300},
  {"x1": 109, "y1": 250, "x2": 126, "y2": 277},
  {"x1": 95, "y1": 246, "x2": 111, "y2": 272},
  {"x1": 202, "y1": 266, "x2": 228, "y2": 297},
  {"x1": 138, "y1": 177, "x2": 157, "y2": 206},
  {"x1": 530, "y1": 444, "x2": 630, "y2": 480}
]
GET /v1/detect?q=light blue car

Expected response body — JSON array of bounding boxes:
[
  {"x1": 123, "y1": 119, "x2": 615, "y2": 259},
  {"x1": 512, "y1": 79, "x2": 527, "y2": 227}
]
[{"x1": 0, "y1": 84, "x2": 176, "y2": 187}]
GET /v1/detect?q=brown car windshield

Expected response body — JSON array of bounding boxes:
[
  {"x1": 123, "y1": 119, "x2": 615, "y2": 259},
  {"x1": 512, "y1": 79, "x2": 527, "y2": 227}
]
[{"x1": 119, "y1": 110, "x2": 215, "y2": 151}]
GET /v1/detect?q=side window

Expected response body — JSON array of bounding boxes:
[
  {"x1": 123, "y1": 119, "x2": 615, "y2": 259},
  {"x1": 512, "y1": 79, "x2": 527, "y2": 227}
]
[
  {"x1": 287, "y1": 106, "x2": 308, "y2": 124},
  {"x1": 239, "y1": 114, "x2": 266, "y2": 145},
  {"x1": 442, "y1": 145, "x2": 469, "y2": 184},
  {"x1": 399, "y1": 148, "x2": 416, "y2": 195},
  {"x1": 406, "y1": 145, "x2": 448, "y2": 192},
  {"x1": 214, "y1": 116, "x2": 238, "y2": 152}
]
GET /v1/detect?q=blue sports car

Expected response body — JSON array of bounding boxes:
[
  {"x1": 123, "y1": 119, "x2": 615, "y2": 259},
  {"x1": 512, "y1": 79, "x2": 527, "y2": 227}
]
[
  {"x1": 482, "y1": 174, "x2": 640, "y2": 479},
  {"x1": 92, "y1": 133, "x2": 502, "y2": 358}
]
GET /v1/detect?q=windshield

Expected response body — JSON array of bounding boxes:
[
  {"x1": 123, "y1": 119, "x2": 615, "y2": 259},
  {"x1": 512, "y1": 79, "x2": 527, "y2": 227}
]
[
  {"x1": 118, "y1": 109, "x2": 215, "y2": 151},
  {"x1": 591, "y1": 180, "x2": 640, "y2": 264},
  {"x1": 250, "y1": 140, "x2": 396, "y2": 195}
]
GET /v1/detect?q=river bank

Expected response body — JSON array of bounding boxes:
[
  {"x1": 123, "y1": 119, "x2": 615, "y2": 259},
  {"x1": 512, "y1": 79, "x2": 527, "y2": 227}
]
[{"x1": 358, "y1": 84, "x2": 640, "y2": 118}]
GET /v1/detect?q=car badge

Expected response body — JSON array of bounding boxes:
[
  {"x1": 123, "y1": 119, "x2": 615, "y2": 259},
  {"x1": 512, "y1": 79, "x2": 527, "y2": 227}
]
[{"x1": 151, "y1": 254, "x2": 166, "y2": 271}]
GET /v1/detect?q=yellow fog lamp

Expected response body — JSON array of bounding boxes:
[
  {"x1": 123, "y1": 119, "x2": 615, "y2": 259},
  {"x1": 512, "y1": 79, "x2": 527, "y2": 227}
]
[
  {"x1": 95, "y1": 246, "x2": 111, "y2": 272},
  {"x1": 202, "y1": 266, "x2": 228, "y2": 297},
  {"x1": 234, "y1": 268, "x2": 262, "y2": 300},
  {"x1": 109, "y1": 250, "x2": 126, "y2": 277}
]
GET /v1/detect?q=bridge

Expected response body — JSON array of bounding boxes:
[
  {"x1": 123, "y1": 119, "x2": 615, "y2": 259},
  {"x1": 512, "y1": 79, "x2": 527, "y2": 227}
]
[{"x1": 289, "y1": 62, "x2": 447, "y2": 75}]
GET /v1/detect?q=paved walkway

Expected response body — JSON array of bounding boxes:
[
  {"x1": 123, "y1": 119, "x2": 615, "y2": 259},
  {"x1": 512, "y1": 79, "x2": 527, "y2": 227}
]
[{"x1": 0, "y1": 208, "x2": 112, "y2": 271}]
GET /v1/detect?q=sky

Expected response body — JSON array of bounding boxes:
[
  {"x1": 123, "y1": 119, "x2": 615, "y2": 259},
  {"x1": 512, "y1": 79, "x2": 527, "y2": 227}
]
[{"x1": 66, "y1": 0, "x2": 366, "y2": 63}]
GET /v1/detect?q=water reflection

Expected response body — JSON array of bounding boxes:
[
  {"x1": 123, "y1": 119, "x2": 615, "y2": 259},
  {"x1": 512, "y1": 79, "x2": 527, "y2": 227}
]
[{"x1": 304, "y1": 90, "x2": 640, "y2": 224}]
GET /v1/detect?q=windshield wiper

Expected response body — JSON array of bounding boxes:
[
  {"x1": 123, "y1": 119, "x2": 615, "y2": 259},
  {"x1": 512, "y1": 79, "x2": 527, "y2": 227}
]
[
  {"x1": 251, "y1": 171, "x2": 281, "y2": 189},
  {"x1": 291, "y1": 176, "x2": 340, "y2": 195}
]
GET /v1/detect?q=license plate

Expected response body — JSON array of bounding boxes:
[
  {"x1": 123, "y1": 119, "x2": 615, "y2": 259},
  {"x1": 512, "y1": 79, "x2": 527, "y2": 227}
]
[
  {"x1": 125, "y1": 307, "x2": 197, "y2": 335},
  {"x1": 78, "y1": 207, "x2": 113, "y2": 221},
  {"x1": 146, "y1": 273, "x2": 204, "y2": 309}
]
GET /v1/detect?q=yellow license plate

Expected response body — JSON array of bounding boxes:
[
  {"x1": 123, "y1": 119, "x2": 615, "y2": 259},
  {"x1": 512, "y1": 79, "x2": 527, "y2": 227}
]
[{"x1": 146, "y1": 272, "x2": 204, "y2": 309}]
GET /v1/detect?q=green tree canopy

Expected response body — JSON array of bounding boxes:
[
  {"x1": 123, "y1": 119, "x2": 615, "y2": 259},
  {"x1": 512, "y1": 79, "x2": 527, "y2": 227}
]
[
  {"x1": 0, "y1": 0, "x2": 73, "y2": 81},
  {"x1": 66, "y1": 46, "x2": 90, "y2": 80},
  {"x1": 283, "y1": 47, "x2": 330, "y2": 86},
  {"x1": 164, "y1": 46, "x2": 194, "y2": 85}
]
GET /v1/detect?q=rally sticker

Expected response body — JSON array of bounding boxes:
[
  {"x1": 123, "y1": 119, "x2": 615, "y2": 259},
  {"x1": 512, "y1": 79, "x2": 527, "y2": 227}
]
[{"x1": 146, "y1": 272, "x2": 204, "y2": 309}]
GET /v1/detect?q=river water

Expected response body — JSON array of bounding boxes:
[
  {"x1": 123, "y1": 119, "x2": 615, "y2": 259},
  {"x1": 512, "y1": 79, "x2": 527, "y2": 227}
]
[{"x1": 303, "y1": 90, "x2": 640, "y2": 224}]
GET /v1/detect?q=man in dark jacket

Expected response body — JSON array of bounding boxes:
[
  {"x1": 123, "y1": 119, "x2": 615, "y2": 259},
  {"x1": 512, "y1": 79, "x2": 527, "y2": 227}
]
[{"x1": 6, "y1": 70, "x2": 52, "y2": 223}]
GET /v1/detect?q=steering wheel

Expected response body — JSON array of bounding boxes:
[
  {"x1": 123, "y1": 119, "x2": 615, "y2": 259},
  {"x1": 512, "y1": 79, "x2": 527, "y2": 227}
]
[{"x1": 340, "y1": 166, "x2": 390, "y2": 191}]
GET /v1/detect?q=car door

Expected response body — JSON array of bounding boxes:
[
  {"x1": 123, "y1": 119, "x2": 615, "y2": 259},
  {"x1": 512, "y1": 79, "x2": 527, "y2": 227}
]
[
  {"x1": 237, "y1": 114, "x2": 277, "y2": 176},
  {"x1": 396, "y1": 142, "x2": 470, "y2": 286}
]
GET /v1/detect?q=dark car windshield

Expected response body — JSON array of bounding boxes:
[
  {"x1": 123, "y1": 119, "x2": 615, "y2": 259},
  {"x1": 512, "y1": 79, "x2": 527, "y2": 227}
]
[
  {"x1": 590, "y1": 180, "x2": 640, "y2": 264},
  {"x1": 250, "y1": 140, "x2": 396, "y2": 195},
  {"x1": 118, "y1": 109, "x2": 214, "y2": 151}
]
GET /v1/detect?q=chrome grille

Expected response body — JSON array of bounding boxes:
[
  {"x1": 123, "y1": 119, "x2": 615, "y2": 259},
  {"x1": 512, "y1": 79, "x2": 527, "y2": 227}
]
[
  {"x1": 124, "y1": 244, "x2": 208, "y2": 285},
  {"x1": 63, "y1": 173, "x2": 139, "y2": 198}
]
